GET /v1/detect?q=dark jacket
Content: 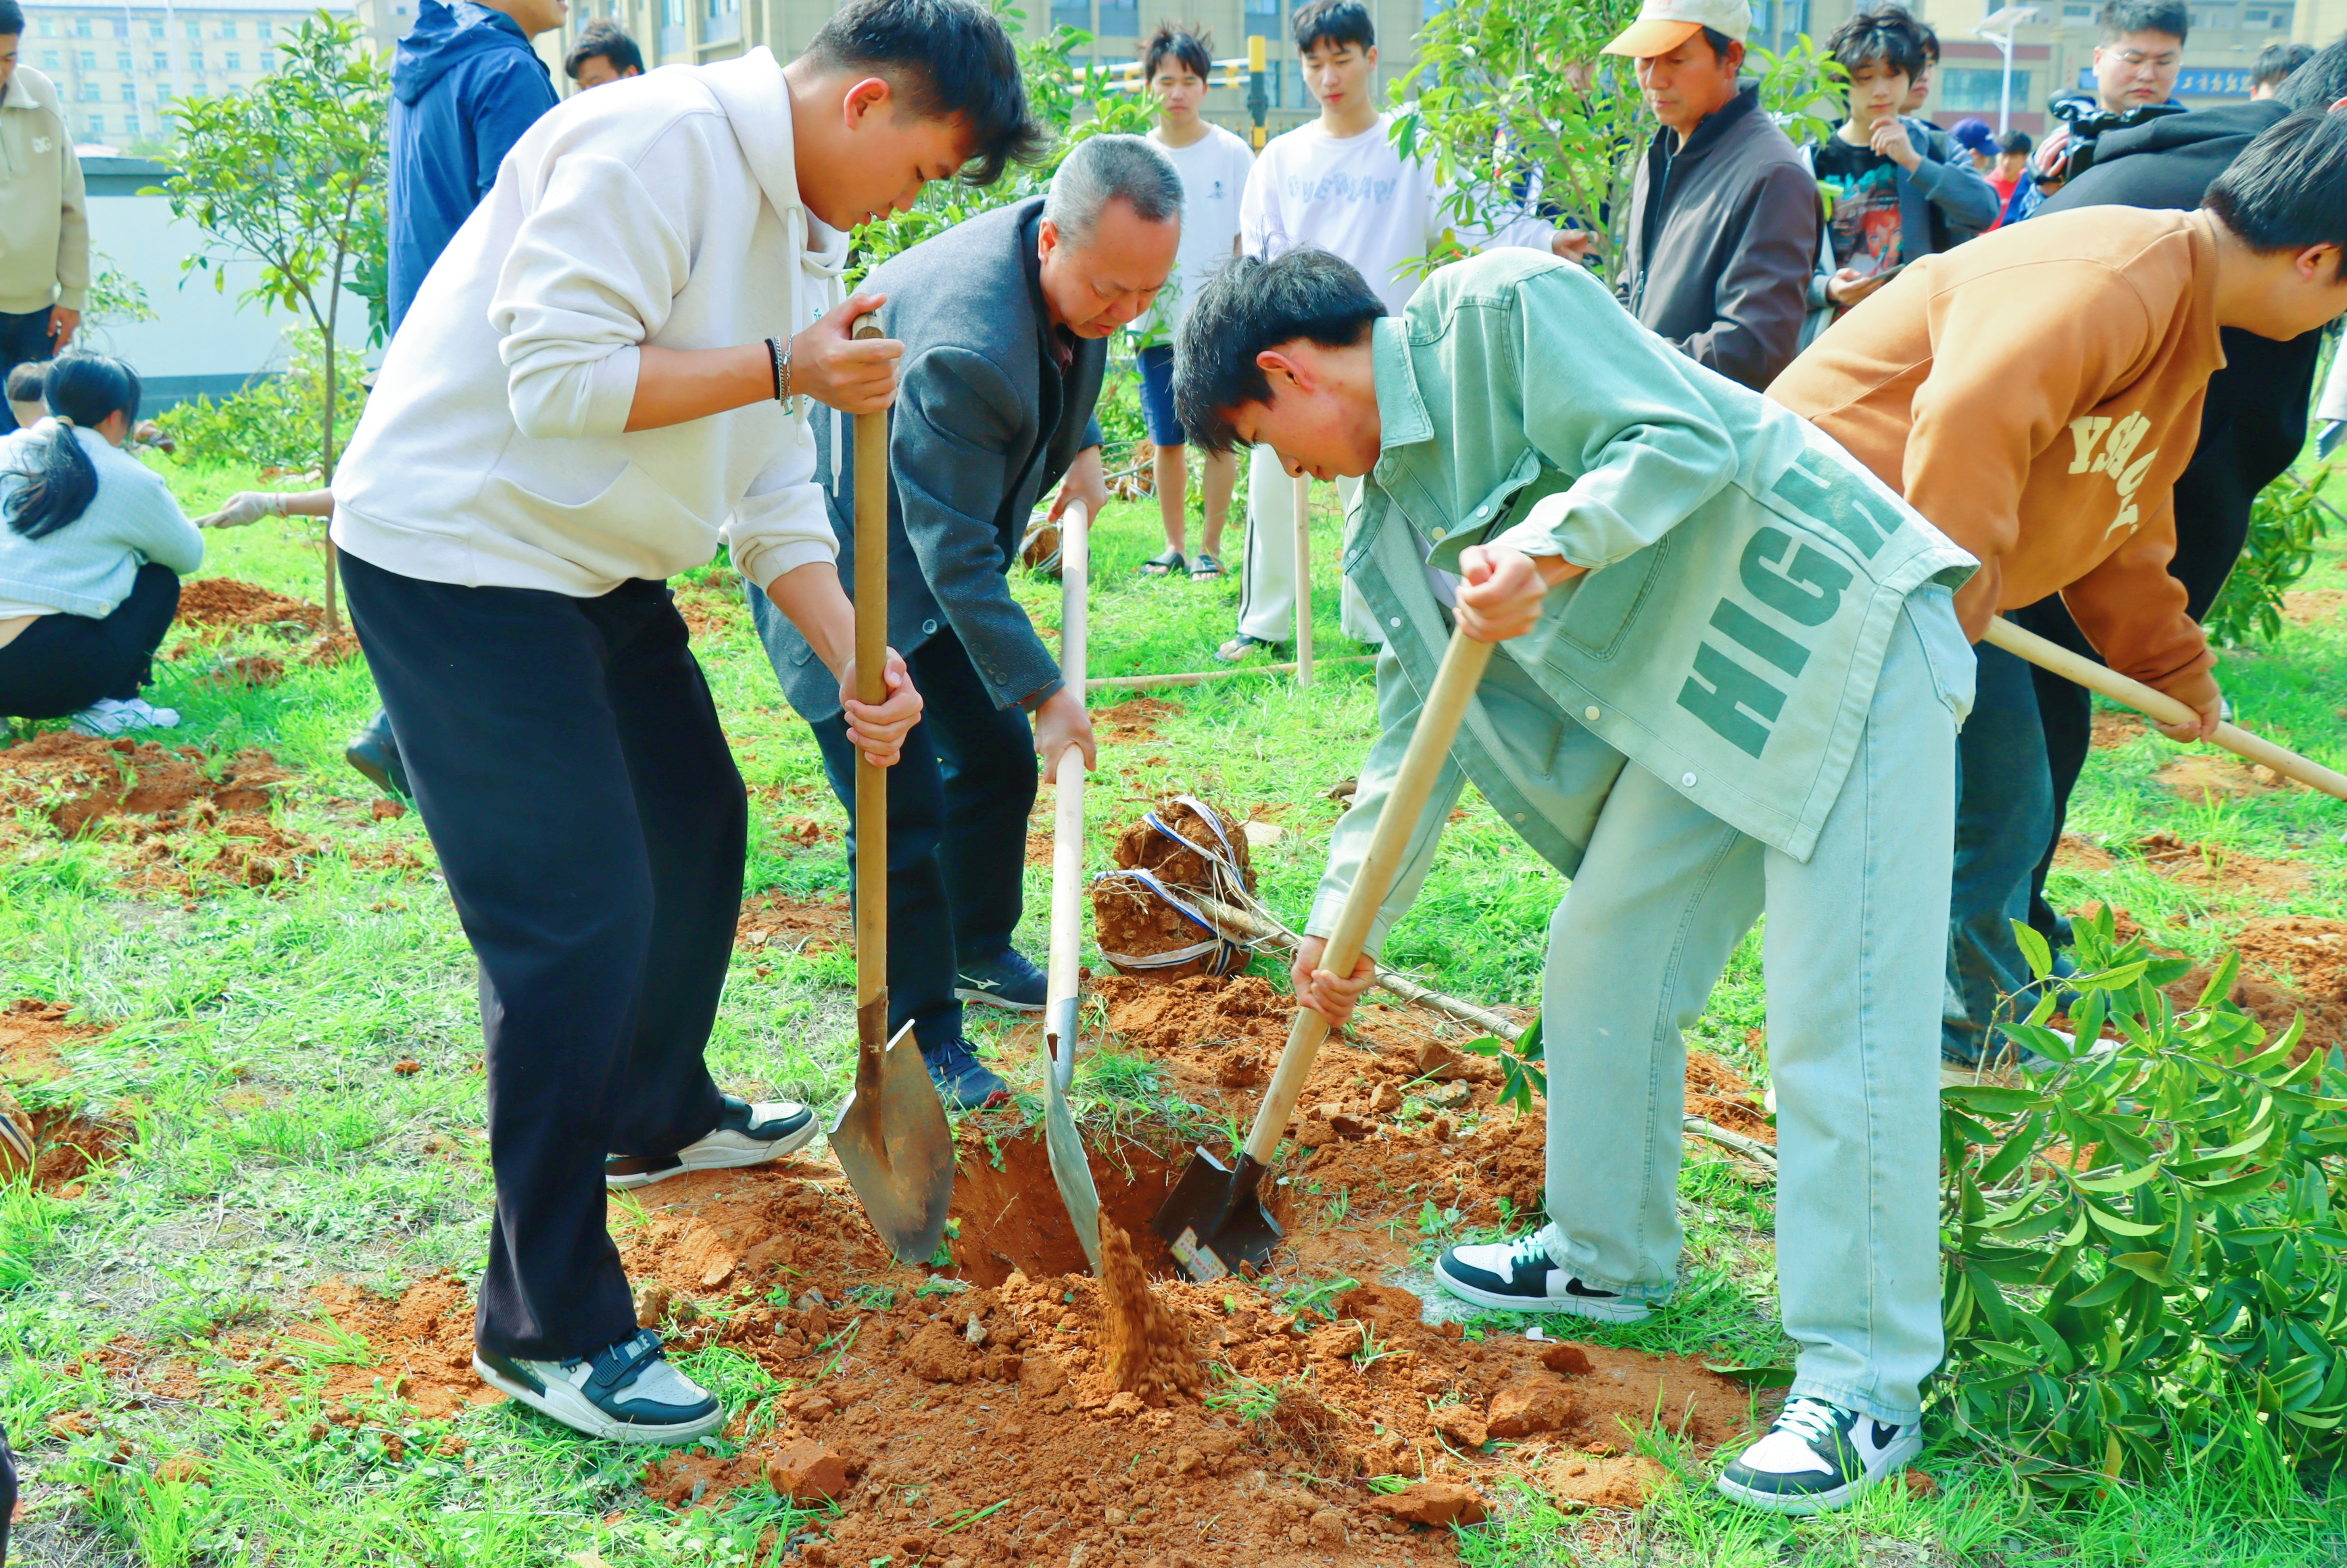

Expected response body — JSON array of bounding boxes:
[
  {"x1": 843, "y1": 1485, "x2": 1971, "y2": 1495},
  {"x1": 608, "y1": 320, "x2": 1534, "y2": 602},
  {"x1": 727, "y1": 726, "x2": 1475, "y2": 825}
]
[
  {"x1": 755, "y1": 198, "x2": 1106, "y2": 721},
  {"x1": 2037, "y1": 97, "x2": 2317, "y2": 619},
  {"x1": 387, "y1": 0, "x2": 557, "y2": 334},
  {"x1": 1617, "y1": 82, "x2": 1820, "y2": 391}
]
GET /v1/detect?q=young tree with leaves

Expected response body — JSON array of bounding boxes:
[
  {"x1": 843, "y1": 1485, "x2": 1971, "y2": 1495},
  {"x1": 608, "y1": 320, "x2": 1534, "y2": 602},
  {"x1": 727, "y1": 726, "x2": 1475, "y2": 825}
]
[{"x1": 160, "y1": 12, "x2": 389, "y2": 633}]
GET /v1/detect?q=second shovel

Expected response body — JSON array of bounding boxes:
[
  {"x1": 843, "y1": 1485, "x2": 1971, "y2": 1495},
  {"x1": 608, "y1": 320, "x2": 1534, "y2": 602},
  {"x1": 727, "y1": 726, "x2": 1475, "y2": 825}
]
[{"x1": 1042, "y1": 499, "x2": 1104, "y2": 1272}]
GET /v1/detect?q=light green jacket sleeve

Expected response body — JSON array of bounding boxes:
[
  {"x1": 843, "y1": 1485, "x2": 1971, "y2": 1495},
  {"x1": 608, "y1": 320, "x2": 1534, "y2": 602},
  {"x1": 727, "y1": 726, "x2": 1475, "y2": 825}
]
[
  {"x1": 1303, "y1": 649, "x2": 1469, "y2": 958},
  {"x1": 1480, "y1": 266, "x2": 1744, "y2": 571}
]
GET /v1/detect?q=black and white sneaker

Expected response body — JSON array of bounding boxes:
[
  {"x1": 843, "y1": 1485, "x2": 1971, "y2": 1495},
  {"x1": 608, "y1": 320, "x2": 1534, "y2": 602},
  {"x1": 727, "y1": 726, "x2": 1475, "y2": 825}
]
[
  {"x1": 604, "y1": 1094, "x2": 817, "y2": 1190},
  {"x1": 475, "y1": 1328, "x2": 723, "y2": 1444},
  {"x1": 1716, "y1": 1396, "x2": 1922, "y2": 1515},
  {"x1": 924, "y1": 1035, "x2": 1010, "y2": 1110},
  {"x1": 954, "y1": 949, "x2": 1048, "y2": 1012},
  {"x1": 1432, "y1": 1234, "x2": 1652, "y2": 1322}
]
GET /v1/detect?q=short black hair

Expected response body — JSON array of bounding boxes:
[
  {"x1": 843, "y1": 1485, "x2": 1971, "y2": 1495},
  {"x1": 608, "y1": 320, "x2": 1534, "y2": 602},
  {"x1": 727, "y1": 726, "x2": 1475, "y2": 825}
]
[
  {"x1": 565, "y1": 19, "x2": 643, "y2": 78},
  {"x1": 0, "y1": 1, "x2": 22, "y2": 37},
  {"x1": 4, "y1": 360, "x2": 46, "y2": 402},
  {"x1": 1695, "y1": 25, "x2": 1741, "y2": 61},
  {"x1": 2273, "y1": 35, "x2": 2347, "y2": 109},
  {"x1": 2204, "y1": 109, "x2": 2347, "y2": 280},
  {"x1": 1998, "y1": 128, "x2": 2033, "y2": 156},
  {"x1": 2097, "y1": 0, "x2": 2187, "y2": 45},
  {"x1": 1291, "y1": 0, "x2": 1372, "y2": 57},
  {"x1": 1914, "y1": 19, "x2": 1939, "y2": 61},
  {"x1": 1171, "y1": 249, "x2": 1384, "y2": 456},
  {"x1": 1826, "y1": 7, "x2": 1927, "y2": 79},
  {"x1": 804, "y1": 0, "x2": 1047, "y2": 186},
  {"x1": 2253, "y1": 41, "x2": 2314, "y2": 89},
  {"x1": 1142, "y1": 22, "x2": 1212, "y2": 81}
]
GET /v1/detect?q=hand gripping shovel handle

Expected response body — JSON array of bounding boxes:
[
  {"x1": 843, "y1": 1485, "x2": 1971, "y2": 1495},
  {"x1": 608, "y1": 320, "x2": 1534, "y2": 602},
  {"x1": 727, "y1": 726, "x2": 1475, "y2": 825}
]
[
  {"x1": 1240, "y1": 626, "x2": 1495, "y2": 1167},
  {"x1": 1985, "y1": 616, "x2": 2347, "y2": 802},
  {"x1": 1046, "y1": 500, "x2": 1092, "y2": 1089}
]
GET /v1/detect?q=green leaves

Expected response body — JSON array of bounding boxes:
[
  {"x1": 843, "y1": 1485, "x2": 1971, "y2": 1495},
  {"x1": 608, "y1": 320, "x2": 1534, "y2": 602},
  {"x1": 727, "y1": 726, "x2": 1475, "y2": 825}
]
[
  {"x1": 1937, "y1": 908, "x2": 2347, "y2": 1492},
  {"x1": 1459, "y1": 1011, "x2": 1544, "y2": 1113}
]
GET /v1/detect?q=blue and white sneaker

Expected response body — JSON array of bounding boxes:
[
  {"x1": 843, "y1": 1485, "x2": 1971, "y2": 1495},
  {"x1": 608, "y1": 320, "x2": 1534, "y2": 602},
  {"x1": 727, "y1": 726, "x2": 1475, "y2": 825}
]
[
  {"x1": 475, "y1": 1328, "x2": 723, "y2": 1444},
  {"x1": 1716, "y1": 1396, "x2": 1922, "y2": 1514},
  {"x1": 923, "y1": 1035, "x2": 1009, "y2": 1110},
  {"x1": 954, "y1": 949, "x2": 1048, "y2": 1012},
  {"x1": 1432, "y1": 1233, "x2": 1651, "y2": 1323},
  {"x1": 604, "y1": 1094, "x2": 816, "y2": 1190}
]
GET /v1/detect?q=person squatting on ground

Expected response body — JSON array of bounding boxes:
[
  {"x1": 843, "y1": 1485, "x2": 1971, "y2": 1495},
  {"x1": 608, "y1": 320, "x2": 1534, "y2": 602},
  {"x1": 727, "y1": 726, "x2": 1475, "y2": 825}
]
[
  {"x1": 2000, "y1": 37, "x2": 2347, "y2": 962},
  {"x1": 326, "y1": 0, "x2": 1036, "y2": 1445},
  {"x1": 749, "y1": 133, "x2": 1179, "y2": 1110},
  {"x1": 1174, "y1": 247, "x2": 1977, "y2": 1515},
  {"x1": 1568, "y1": 0, "x2": 1818, "y2": 394},
  {"x1": 565, "y1": 18, "x2": 644, "y2": 89},
  {"x1": 0, "y1": 354, "x2": 207, "y2": 737},
  {"x1": 1133, "y1": 24, "x2": 1250, "y2": 584},
  {"x1": 344, "y1": 0, "x2": 570, "y2": 802},
  {"x1": 1215, "y1": 0, "x2": 1572, "y2": 664},
  {"x1": 1797, "y1": 6, "x2": 1999, "y2": 344},
  {"x1": 0, "y1": 0, "x2": 87, "y2": 437},
  {"x1": 1769, "y1": 108, "x2": 2347, "y2": 1066},
  {"x1": 4, "y1": 360, "x2": 43, "y2": 433}
]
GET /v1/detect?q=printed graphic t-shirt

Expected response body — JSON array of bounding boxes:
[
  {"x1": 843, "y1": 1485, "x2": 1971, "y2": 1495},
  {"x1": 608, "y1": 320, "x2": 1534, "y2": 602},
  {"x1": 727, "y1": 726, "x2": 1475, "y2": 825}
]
[
  {"x1": 1814, "y1": 136, "x2": 1902, "y2": 276},
  {"x1": 1138, "y1": 122, "x2": 1255, "y2": 340}
]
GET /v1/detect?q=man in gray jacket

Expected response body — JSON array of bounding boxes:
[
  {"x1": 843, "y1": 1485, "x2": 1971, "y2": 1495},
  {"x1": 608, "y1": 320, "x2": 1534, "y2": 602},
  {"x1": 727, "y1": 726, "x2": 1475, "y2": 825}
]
[
  {"x1": 751, "y1": 134, "x2": 1180, "y2": 1108},
  {"x1": 1568, "y1": 0, "x2": 1819, "y2": 390}
]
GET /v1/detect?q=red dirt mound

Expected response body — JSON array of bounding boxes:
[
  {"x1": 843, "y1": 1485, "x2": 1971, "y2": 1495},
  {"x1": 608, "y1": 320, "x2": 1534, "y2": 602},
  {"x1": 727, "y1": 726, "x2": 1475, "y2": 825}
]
[
  {"x1": 736, "y1": 890, "x2": 850, "y2": 956},
  {"x1": 2174, "y1": 916, "x2": 2347, "y2": 1060},
  {"x1": 2131, "y1": 831, "x2": 2311, "y2": 898},
  {"x1": 0, "y1": 732, "x2": 292, "y2": 837},
  {"x1": 174, "y1": 578, "x2": 326, "y2": 633},
  {"x1": 1094, "y1": 695, "x2": 1184, "y2": 743},
  {"x1": 1, "y1": 998, "x2": 99, "y2": 1085},
  {"x1": 1111, "y1": 795, "x2": 1257, "y2": 895}
]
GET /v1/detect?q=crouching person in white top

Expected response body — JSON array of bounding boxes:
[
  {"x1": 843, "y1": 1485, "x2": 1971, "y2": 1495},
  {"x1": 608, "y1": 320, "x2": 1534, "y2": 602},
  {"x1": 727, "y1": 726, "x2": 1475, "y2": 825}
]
[
  {"x1": 0, "y1": 353, "x2": 205, "y2": 736},
  {"x1": 326, "y1": 0, "x2": 1042, "y2": 1446}
]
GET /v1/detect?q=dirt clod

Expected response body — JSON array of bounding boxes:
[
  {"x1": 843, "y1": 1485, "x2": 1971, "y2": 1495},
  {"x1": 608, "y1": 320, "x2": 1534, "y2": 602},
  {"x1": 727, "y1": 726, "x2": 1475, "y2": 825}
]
[
  {"x1": 1371, "y1": 1481, "x2": 1488, "y2": 1527},
  {"x1": 1099, "y1": 1219, "x2": 1203, "y2": 1404},
  {"x1": 765, "y1": 1442, "x2": 849, "y2": 1502}
]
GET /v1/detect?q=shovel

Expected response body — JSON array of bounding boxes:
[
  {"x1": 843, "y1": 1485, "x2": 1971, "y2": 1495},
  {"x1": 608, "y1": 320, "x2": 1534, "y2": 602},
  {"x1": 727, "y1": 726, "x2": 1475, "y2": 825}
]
[
  {"x1": 829, "y1": 316, "x2": 956, "y2": 1265},
  {"x1": 1042, "y1": 499, "x2": 1105, "y2": 1273},
  {"x1": 1155, "y1": 622, "x2": 1496, "y2": 1280}
]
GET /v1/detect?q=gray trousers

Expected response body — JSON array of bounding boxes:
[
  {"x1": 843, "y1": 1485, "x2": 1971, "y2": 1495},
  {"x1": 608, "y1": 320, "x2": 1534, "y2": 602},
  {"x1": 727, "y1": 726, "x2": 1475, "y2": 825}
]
[{"x1": 1537, "y1": 593, "x2": 1965, "y2": 1425}]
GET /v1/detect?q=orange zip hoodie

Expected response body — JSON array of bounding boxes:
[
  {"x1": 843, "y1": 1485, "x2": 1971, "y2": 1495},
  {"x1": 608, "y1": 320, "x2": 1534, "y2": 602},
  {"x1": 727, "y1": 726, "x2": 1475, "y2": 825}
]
[{"x1": 1768, "y1": 205, "x2": 2225, "y2": 709}]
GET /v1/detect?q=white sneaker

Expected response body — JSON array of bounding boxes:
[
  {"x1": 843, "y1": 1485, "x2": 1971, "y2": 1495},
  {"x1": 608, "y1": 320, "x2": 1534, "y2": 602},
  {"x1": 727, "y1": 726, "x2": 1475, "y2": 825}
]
[
  {"x1": 69, "y1": 696, "x2": 178, "y2": 737},
  {"x1": 1716, "y1": 1396, "x2": 1922, "y2": 1514},
  {"x1": 1431, "y1": 1232, "x2": 1652, "y2": 1323},
  {"x1": 474, "y1": 1328, "x2": 723, "y2": 1444},
  {"x1": 604, "y1": 1094, "x2": 817, "y2": 1190}
]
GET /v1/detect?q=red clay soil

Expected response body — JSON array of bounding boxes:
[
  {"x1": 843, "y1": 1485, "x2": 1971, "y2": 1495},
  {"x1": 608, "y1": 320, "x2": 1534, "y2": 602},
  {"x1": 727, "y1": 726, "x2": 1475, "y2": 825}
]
[
  {"x1": 0, "y1": 1001, "x2": 129, "y2": 1196},
  {"x1": 174, "y1": 578, "x2": 326, "y2": 634},
  {"x1": 2130, "y1": 831, "x2": 2313, "y2": 898},
  {"x1": 1093, "y1": 797, "x2": 1260, "y2": 979},
  {"x1": 1, "y1": 997, "x2": 98, "y2": 1085},
  {"x1": 0, "y1": 732, "x2": 292, "y2": 838},
  {"x1": 1094, "y1": 696, "x2": 1185, "y2": 745},
  {"x1": 2090, "y1": 710, "x2": 2150, "y2": 750},
  {"x1": 737, "y1": 890, "x2": 850, "y2": 956},
  {"x1": 2156, "y1": 752, "x2": 2290, "y2": 802},
  {"x1": 2079, "y1": 903, "x2": 2347, "y2": 1062}
]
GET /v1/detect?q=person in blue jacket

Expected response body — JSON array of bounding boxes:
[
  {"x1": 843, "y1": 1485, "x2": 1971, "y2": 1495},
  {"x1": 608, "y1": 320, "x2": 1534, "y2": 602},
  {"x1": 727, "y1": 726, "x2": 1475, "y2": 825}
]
[
  {"x1": 387, "y1": 0, "x2": 565, "y2": 335},
  {"x1": 354, "y1": 0, "x2": 564, "y2": 797}
]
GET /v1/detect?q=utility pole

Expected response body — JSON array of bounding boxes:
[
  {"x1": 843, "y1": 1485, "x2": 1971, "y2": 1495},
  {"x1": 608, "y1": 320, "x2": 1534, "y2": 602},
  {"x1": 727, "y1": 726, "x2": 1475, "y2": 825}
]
[{"x1": 1247, "y1": 33, "x2": 1267, "y2": 151}]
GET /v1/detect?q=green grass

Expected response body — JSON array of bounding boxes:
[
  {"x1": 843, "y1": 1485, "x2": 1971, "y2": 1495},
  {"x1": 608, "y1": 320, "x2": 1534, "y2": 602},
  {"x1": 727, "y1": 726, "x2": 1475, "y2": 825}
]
[{"x1": 5, "y1": 452, "x2": 2347, "y2": 1563}]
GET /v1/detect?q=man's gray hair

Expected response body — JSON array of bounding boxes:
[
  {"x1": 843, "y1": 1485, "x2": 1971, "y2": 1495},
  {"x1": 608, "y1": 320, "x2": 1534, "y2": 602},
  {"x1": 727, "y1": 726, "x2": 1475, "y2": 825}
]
[{"x1": 1042, "y1": 134, "x2": 1184, "y2": 248}]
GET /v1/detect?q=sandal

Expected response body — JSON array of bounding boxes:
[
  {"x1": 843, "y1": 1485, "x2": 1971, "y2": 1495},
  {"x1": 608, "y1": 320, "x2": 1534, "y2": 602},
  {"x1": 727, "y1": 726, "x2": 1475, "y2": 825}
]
[
  {"x1": 1142, "y1": 548, "x2": 1187, "y2": 578},
  {"x1": 1215, "y1": 633, "x2": 1290, "y2": 664},
  {"x1": 1188, "y1": 552, "x2": 1224, "y2": 580}
]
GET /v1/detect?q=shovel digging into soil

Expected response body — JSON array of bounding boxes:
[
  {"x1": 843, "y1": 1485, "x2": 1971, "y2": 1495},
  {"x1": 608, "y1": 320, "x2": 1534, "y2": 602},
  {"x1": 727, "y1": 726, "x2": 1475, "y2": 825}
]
[
  {"x1": 829, "y1": 316, "x2": 955, "y2": 1265},
  {"x1": 1154, "y1": 622, "x2": 1497, "y2": 1281},
  {"x1": 1042, "y1": 499, "x2": 1105, "y2": 1273}
]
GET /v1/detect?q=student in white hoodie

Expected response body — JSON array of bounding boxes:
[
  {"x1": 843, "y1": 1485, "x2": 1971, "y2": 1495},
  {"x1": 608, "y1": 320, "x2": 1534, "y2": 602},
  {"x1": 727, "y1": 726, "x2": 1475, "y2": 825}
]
[{"x1": 327, "y1": 0, "x2": 1041, "y2": 1446}]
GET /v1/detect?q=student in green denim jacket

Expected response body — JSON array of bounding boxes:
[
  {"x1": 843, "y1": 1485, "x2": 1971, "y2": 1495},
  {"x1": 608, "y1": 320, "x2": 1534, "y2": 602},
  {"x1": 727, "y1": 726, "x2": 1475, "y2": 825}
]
[{"x1": 1171, "y1": 246, "x2": 1978, "y2": 1515}]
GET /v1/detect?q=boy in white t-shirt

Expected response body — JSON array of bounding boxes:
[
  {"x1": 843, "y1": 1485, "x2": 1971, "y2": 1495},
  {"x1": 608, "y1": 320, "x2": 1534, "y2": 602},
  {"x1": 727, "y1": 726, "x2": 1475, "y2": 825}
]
[
  {"x1": 1217, "y1": 0, "x2": 1570, "y2": 662},
  {"x1": 1134, "y1": 26, "x2": 1253, "y2": 582}
]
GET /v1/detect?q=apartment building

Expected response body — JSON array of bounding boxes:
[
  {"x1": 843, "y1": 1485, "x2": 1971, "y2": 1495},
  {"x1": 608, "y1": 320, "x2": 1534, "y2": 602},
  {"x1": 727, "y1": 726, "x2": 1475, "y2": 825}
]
[{"x1": 18, "y1": 0, "x2": 324, "y2": 150}]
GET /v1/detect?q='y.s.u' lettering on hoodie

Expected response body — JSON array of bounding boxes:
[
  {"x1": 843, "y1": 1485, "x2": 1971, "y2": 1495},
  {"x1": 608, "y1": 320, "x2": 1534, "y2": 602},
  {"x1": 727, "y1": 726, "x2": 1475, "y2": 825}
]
[{"x1": 2066, "y1": 410, "x2": 2158, "y2": 541}]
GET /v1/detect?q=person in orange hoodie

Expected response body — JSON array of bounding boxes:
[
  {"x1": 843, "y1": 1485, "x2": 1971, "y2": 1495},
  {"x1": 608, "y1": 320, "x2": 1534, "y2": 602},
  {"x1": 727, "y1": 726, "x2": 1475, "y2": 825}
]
[{"x1": 1770, "y1": 107, "x2": 2347, "y2": 1066}]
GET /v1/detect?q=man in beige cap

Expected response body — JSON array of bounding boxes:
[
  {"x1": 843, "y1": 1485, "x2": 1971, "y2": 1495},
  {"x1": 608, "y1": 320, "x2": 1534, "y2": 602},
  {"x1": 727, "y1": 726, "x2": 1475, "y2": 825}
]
[{"x1": 1559, "y1": 0, "x2": 1817, "y2": 389}]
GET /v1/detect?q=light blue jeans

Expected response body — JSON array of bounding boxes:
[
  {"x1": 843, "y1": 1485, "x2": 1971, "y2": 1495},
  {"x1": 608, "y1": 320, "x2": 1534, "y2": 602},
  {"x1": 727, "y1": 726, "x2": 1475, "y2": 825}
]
[{"x1": 1537, "y1": 589, "x2": 1969, "y2": 1425}]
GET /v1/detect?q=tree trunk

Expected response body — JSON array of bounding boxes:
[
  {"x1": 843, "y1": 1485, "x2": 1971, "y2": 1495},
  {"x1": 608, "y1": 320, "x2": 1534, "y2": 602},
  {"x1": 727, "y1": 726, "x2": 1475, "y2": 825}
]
[{"x1": 320, "y1": 337, "x2": 340, "y2": 636}]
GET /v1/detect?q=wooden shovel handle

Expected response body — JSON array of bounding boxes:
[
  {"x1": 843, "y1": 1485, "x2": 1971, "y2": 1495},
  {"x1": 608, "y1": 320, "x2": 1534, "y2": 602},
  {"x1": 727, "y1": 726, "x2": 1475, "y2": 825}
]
[
  {"x1": 1985, "y1": 616, "x2": 2347, "y2": 803},
  {"x1": 1242, "y1": 627, "x2": 1496, "y2": 1165},
  {"x1": 1293, "y1": 474, "x2": 1313, "y2": 689},
  {"x1": 1048, "y1": 501, "x2": 1092, "y2": 1056},
  {"x1": 853, "y1": 316, "x2": 890, "y2": 1025}
]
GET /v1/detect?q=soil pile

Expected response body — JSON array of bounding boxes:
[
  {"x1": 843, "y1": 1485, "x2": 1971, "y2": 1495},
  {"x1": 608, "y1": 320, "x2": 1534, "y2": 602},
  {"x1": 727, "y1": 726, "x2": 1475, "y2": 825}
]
[
  {"x1": 0, "y1": 732, "x2": 292, "y2": 837},
  {"x1": 175, "y1": 578, "x2": 326, "y2": 634},
  {"x1": 1, "y1": 997, "x2": 96, "y2": 1085},
  {"x1": 1111, "y1": 796, "x2": 1257, "y2": 894},
  {"x1": 2156, "y1": 752, "x2": 2289, "y2": 802},
  {"x1": 736, "y1": 890, "x2": 850, "y2": 955},
  {"x1": 1094, "y1": 696, "x2": 1184, "y2": 744},
  {"x1": 0, "y1": 1001, "x2": 128, "y2": 1196},
  {"x1": 2182, "y1": 916, "x2": 2347, "y2": 1060},
  {"x1": 2131, "y1": 831, "x2": 2312, "y2": 897},
  {"x1": 1094, "y1": 798, "x2": 1259, "y2": 979}
]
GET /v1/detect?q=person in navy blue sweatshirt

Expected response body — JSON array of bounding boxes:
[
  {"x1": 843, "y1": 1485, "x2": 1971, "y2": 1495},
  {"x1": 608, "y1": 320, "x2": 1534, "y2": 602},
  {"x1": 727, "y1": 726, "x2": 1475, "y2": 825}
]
[
  {"x1": 353, "y1": 0, "x2": 564, "y2": 798},
  {"x1": 387, "y1": 0, "x2": 564, "y2": 335}
]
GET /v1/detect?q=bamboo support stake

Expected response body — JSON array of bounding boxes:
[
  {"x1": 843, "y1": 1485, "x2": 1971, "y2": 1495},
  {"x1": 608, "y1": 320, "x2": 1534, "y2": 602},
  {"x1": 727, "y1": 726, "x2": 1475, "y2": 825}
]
[
  {"x1": 1293, "y1": 473, "x2": 1313, "y2": 688},
  {"x1": 1086, "y1": 654, "x2": 1374, "y2": 693}
]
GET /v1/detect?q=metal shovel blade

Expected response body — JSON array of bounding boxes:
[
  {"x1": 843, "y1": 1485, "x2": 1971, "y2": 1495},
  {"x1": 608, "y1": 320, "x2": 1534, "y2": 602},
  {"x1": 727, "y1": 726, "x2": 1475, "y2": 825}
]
[
  {"x1": 1043, "y1": 1012, "x2": 1103, "y2": 1275},
  {"x1": 1152, "y1": 1146, "x2": 1282, "y2": 1283},
  {"x1": 829, "y1": 1010, "x2": 955, "y2": 1265}
]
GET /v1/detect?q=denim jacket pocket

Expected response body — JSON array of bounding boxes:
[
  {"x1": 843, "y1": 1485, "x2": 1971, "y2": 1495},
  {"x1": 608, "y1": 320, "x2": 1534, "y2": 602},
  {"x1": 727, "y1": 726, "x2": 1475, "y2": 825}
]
[
  {"x1": 1906, "y1": 582, "x2": 1975, "y2": 723},
  {"x1": 1556, "y1": 536, "x2": 1671, "y2": 660}
]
